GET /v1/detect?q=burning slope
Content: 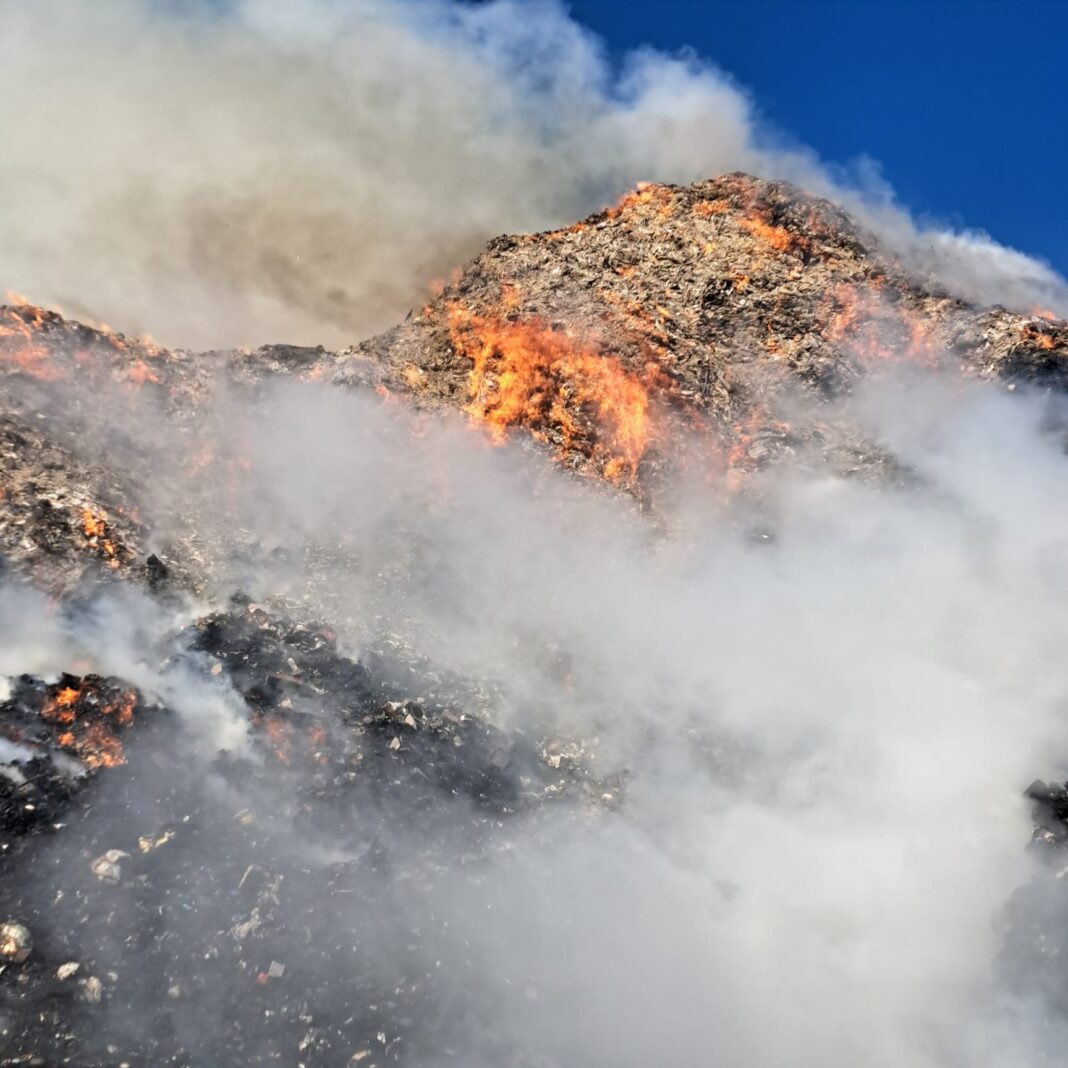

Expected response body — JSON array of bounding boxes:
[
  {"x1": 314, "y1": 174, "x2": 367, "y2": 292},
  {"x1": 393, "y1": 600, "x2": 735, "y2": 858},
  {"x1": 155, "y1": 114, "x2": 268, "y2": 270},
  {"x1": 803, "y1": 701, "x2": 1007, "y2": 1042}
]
[
  {"x1": 344, "y1": 172, "x2": 1067, "y2": 495},
  {"x1": 2, "y1": 173, "x2": 1066, "y2": 514}
]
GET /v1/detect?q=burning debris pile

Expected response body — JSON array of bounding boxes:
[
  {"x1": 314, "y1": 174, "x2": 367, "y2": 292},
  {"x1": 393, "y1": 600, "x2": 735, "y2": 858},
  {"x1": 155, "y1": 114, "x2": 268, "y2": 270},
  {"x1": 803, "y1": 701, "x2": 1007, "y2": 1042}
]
[
  {"x1": 1, "y1": 172, "x2": 1068, "y2": 1064},
  {"x1": 346, "y1": 173, "x2": 1068, "y2": 497}
]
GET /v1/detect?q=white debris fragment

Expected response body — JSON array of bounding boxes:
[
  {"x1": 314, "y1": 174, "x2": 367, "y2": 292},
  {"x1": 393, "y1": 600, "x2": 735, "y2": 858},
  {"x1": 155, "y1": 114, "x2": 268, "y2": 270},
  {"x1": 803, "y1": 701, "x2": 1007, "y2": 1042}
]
[
  {"x1": 0, "y1": 922, "x2": 32, "y2": 963},
  {"x1": 389, "y1": 736, "x2": 401, "y2": 751},
  {"x1": 90, "y1": 850, "x2": 128, "y2": 882},
  {"x1": 56, "y1": 961, "x2": 80, "y2": 980},
  {"x1": 268, "y1": 960, "x2": 285, "y2": 978},
  {"x1": 83, "y1": 976, "x2": 103, "y2": 1002}
]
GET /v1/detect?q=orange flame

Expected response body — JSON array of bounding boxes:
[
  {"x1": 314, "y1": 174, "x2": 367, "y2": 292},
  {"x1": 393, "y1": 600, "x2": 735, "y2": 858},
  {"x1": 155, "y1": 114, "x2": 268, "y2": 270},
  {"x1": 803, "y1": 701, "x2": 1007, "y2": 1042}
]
[
  {"x1": 42, "y1": 686, "x2": 82, "y2": 725},
  {"x1": 40, "y1": 681, "x2": 139, "y2": 768},
  {"x1": 0, "y1": 303, "x2": 62, "y2": 381},
  {"x1": 740, "y1": 215, "x2": 795, "y2": 253},
  {"x1": 260, "y1": 716, "x2": 293, "y2": 765},
  {"x1": 448, "y1": 305, "x2": 663, "y2": 483},
  {"x1": 127, "y1": 358, "x2": 160, "y2": 386},
  {"x1": 822, "y1": 284, "x2": 936, "y2": 363},
  {"x1": 605, "y1": 182, "x2": 677, "y2": 222},
  {"x1": 81, "y1": 507, "x2": 120, "y2": 567}
]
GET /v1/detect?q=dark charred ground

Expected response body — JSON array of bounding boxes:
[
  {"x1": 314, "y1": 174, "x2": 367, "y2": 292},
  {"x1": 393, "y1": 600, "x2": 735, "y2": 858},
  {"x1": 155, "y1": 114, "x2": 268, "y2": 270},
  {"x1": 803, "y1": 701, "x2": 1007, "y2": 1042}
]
[
  {"x1": 1, "y1": 598, "x2": 614, "y2": 1065},
  {"x1": 2, "y1": 173, "x2": 1068, "y2": 1063}
]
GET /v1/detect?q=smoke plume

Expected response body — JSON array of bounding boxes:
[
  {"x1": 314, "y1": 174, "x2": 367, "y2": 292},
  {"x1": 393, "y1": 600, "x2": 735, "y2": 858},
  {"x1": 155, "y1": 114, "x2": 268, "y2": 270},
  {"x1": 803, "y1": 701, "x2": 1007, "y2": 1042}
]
[{"x1": 0, "y1": 0, "x2": 1064, "y2": 349}]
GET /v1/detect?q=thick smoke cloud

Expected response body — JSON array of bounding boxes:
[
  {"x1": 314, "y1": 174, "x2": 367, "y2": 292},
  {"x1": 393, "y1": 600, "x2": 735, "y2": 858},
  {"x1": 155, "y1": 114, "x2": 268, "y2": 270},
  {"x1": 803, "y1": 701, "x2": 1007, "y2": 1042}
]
[
  {"x1": 0, "y1": 0, "x2": 1064, "y2": 350},
  {"x1": 6, "y1": 358, "x2": 1068, "y2": 1063}
]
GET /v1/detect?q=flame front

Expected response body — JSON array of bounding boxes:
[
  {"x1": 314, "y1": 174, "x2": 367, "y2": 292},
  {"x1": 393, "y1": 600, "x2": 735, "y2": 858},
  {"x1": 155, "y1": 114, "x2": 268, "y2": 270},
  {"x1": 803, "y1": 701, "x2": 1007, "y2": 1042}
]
[{"x1": 448, "y1": 305, "x2": 663, "y2": 483}]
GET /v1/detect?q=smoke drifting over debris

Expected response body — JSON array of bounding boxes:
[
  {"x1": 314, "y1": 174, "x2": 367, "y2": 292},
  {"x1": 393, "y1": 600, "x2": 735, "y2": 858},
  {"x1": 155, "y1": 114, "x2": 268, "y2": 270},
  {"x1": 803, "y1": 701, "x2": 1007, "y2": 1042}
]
[
  {"x1": 2, "y1": 2, "x2": 1068, "y2": 1063},
  {"x1": 4, "y1": 346, "x2": 1068, "y2": 1062},
  {"x1": 0, "y1": 0, "x2": 1064, "y2": 349}
]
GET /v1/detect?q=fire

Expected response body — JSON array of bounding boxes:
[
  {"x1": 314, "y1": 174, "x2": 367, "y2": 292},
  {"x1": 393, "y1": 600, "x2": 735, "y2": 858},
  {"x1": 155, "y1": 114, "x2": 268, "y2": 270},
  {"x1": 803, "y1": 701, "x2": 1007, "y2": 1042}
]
[
  {"x1": 40, "y1": 679, "x2": 139, "y2": 768},
  {"x1": 127, "y1": 358, "x2": 160, "y2": 386},
  {"x1": 1031, "y1": 307, "x2": 1061, "y2": 323},
  {"x1": 42, "y1": 686, "x2": 82, "y2": 725},
  {"x1": 740, "y1": 215, "x2": 795, "y2": 253},
  {"x1": 605, "y1": 182, "x2": 677, "y2": 222},
  {"x1": 1022, "y1": 324, "x2": 1058, "y2": 351},
  {"x1": 693, "y1": 199, "x2": 730, "y2": 217},
  {"x1": 82, "y1": 508, "x2": 107, "y2": 539},
  {"x1": 726, "y1": 406, "x2": 791, "y2": 491},
  {"x1": 81, "y1": 507, "x2": 119, "y2": 566},
  {"x1": 448, "y1": 305, "x2": 664, "y2": 483},
  {"x1": 259, "y1": 716, "x2": 294, "y2": 765},
  {"x1": 0, "y1": 303, "x2": 61, "y2": 381},
  {"x1": 75, "y1": 721, "x2": 127, "y2": 769},
  {"x1": 822, "y1": 284, "x2": 936, "y2": 363}
]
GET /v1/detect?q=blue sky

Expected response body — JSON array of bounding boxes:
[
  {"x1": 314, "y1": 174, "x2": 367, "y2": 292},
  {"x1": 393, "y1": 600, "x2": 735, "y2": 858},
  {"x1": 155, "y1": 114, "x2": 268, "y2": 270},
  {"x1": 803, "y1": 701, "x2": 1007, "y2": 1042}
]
[{"x1": 564, "y1": 0, "x2": 1067, "y2": 279}]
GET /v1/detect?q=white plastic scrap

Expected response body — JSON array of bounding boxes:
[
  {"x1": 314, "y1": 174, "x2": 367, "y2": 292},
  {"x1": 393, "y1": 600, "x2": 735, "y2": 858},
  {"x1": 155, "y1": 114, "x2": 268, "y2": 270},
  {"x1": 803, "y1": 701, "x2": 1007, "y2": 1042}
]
[{"x1": 90, "y1": 850, "x2": 128, "y2": 883}]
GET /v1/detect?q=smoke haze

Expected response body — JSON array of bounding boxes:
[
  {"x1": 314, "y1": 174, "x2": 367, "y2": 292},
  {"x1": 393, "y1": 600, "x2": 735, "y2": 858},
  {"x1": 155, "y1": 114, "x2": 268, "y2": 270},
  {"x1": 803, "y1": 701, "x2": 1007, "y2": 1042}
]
[{"x1": 4, "y1": 355, "x2": 1068, "y2": 1062}]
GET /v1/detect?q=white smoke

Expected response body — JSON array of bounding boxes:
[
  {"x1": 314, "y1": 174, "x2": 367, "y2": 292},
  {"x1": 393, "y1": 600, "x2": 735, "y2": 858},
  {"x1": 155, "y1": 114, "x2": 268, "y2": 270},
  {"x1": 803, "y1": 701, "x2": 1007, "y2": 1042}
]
[{"x1": 0, "y1": 0, "x2": 1062, "y2": 350}]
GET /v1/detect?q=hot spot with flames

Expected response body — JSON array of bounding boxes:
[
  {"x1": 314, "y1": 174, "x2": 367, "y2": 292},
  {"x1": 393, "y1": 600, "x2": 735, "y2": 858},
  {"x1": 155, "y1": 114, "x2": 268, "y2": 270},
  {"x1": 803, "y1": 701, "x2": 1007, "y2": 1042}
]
[
  {"x1": 447, "y1": 302, "x2": 670, "y2": 484},
  {"x1": 37, "y1": 676, "x2": 142, "y2": 769}
]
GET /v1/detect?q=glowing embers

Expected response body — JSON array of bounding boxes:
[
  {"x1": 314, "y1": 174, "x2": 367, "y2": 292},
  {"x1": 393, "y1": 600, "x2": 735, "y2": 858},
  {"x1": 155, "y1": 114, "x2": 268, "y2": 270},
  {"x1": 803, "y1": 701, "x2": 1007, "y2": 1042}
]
[
  {"x1": 39, "y1": 675, "x2": 141, "y2": 769},
  {"x1": 448, "y1": 304, "x2": 667, "y2": 484},
  {"x1": 1021, "y1": 319, "x2": 1063, "y2": 352},
  {"x1": 249, "y1": 712, "x2": 330, "y2": 768},
  {"x1": 604, "y1": 182, "x2": 678, "y2": 222},
  {"x1": 821, "y1": 283, "x2": 937, "y2": 364}
]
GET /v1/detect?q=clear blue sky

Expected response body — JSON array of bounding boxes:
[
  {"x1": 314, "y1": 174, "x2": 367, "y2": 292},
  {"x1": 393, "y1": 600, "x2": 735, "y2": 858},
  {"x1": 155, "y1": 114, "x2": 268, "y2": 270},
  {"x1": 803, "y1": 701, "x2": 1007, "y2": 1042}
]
[{"x1": 564, "y1": 0, "x2": 1067, "y2": 278}]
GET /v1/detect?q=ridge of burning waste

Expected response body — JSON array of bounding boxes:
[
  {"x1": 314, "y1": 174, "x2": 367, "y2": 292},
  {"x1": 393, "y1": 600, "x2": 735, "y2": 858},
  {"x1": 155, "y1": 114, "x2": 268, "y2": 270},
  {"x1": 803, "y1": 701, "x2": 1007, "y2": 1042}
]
[
  {"x1": 350, "y1": 172, "x2": 1068, "y2": 498},
  {"x1": 2, "y1": 173, "x2": 1067, "y2": 519}
]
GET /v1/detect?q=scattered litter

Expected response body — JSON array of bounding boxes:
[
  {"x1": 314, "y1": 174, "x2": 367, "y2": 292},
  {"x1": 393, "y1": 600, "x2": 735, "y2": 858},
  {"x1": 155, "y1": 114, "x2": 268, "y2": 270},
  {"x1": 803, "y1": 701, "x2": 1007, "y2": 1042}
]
[
  {"x1": 138, "y1": 829, "x2": 176, "y2": 853},
  {"x1": 90, "y1": 849, "x2": 128, "y2": 883},
  {"x1": 0, "y1": 922, "x2": 32, "y2": 963}
]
